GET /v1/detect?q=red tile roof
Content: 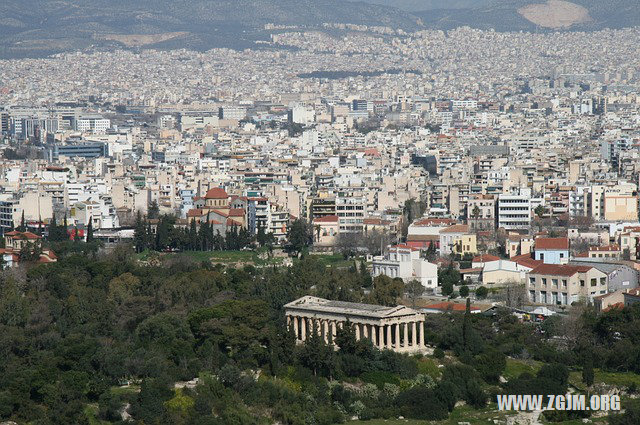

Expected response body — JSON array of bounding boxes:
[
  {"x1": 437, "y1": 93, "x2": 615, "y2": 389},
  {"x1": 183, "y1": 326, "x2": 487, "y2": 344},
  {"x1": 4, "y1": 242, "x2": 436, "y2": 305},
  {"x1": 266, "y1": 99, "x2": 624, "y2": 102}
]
[
  {"x1": 530, "y1": 264, "x2": 592, "y2": 276},
  {"x1": 603, "y1": 302, "x2": 624, "y2": 312},
  {"x1": 407, "y1": 234, "x2": 439, "y2": 241},
  {"x1": 186, "y1": 208, "x2": 205, "y2": 218},
  {"x1": 511, "y1": 253, "x2": 544, "y2": 269},
  {"x1": 205, "y1": 187, "x2": 228, "y2": 199},
  {"x1": 364, "y1": 148, "x2": 380, "y2": 157},
  {"x1": 390, "y1": 244, "x2": 420, "y2": 252},
  {"x1": 459, "y1": 267, "x2": 482, "y2": 274},
  {"x1": 589, "y1": 245, "x2": 620, "y2": 252},
  {"x1": 472, "y1": 254, "x2": 500, "y2": 263},
  {"x1": 5, "y1": 231, "x2": 41, "y2": 240},
  {"x1": 412, "y1": 218, "x2": 457, "y2": 227},
  {"x1": 440, "y1": 224, "x2": 469, "y2": 234},
  {"x1": 535, "y1": 237, "x2": 569, "y2": 250},
  {"x1": 313, "y1": 215, "x2": 339, "y2": 224},
  {"x1": 228, "y1": 208, "x2": 245, "y2": 217},
  {"x1": 363, "y1": 218, "x2": 390, "y2": 225}
]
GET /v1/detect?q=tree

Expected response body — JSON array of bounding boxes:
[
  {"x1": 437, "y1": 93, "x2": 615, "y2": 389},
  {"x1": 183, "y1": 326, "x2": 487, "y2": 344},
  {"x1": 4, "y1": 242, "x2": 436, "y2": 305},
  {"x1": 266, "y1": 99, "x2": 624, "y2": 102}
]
[
  {"x1": 439, "y1": 263, "x2": 461, "y2": 297},
  {"x1": 441, "y1": 280, "x2": 454, "y2": 297},
  {"x1": 256, "y1": 222, "x2": 274, "y2": 248},
  {"x1": 582, "y1": 356, "x2": 594, "y2": 387},
  {"x1": 405, "y1": 280, "x2": 424, "y2": 308},
  {"x1": 336, "y1": 232, "x2": 361, "y2": 258},
  {"x1": 360, "y1": 259, "x2": 372, "y2": 288},
  {"x1": 535, "y1": 204, "x2": 546, "y2": 219},
  {"x1": 424, "y1": 242, "x2": 437, "y2": 262},
  {"x1": 19, "y1": 241, "x2": 42, "y2": 262},
  {"x1": 148, "y1": 201, "x2": 160, "y2": 220},
  {"x1": 63, "y1": 214, "x2": 68, "y2": 239},
  {"x1": 471, "y1": 204, "x2": 480, "y2": 230},
  {"x1": 362, "y1": 229, "x2": 390, "y2": 256},
  {"x1": 48, "y1": 214, "x2": 59, "y2": 241},
  {"x1": 462, "y1": 298, "x2": 471, "y2": 353},
  {"x1": 134, "y1": 211, "x2": 147, "y2": 253},
  {"x1": 18, "y1": 210, "x2": 25, "y2": 232},
  {"x1": 475, "y1": 286, "x2": 488, "y2": 299},
  {"x1": 287, "y1": 219, "x2": 312, "y2": 256},
  {"x1": 86, "y1": 217, "x2": 94, "y2": 243},
  {"x1": 501, "y1": 281, "x2": 527, "y2": 308},
  {"x1": 298, "y1": 322, "x2": 335, "y2": 378},
  {"x1": 459, "y1": 285, "x2": 469, "y2": 297},
  {"x1": 368, "y1": 275, "x2": 405, "y2": 306},
  {"x1": 401, "y1": 198, "x2": 424, "y2": 240}
]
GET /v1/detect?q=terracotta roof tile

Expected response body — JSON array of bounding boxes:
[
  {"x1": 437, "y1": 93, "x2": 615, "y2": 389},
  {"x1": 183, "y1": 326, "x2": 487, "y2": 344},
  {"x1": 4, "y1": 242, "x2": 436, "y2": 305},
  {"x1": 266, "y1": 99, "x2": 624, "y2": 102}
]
[
  {"x1": 441, "y1": 224, "x2": 469, "y2": 234},
  {"x1": 535, "y1": 237, "x2": 569, "y2": 250},
  {"x1": 205, "y1": 187, "x2": 228, "y2": 199},
  {"x1": 313, "y1": 215, "x2": 339, "y2": 223},
  {"x1": 530, "y1": 264, "x2": 592, "y2": 276}
]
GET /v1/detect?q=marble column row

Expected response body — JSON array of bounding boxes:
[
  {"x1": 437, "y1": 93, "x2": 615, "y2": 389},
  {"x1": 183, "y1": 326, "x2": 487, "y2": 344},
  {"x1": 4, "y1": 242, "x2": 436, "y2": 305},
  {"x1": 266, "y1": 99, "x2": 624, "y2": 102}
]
[{"x1": 286, "y1": 315, "x2": 426, "y2": 351}]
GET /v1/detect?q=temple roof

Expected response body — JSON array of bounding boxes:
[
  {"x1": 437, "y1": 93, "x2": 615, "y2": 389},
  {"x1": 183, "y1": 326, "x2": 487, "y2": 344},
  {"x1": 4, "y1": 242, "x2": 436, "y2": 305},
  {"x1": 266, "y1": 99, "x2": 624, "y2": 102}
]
[{"x1": 284, "y1": 296, "x2": 422, "y2": 319}]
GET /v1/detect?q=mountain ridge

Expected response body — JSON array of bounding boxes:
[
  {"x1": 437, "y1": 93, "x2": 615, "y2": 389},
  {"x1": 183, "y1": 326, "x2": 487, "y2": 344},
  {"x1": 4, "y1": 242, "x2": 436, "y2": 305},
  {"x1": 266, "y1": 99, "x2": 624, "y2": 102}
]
[{"x1": 0, "y1": 0, "x2": 639, "y2": 59}]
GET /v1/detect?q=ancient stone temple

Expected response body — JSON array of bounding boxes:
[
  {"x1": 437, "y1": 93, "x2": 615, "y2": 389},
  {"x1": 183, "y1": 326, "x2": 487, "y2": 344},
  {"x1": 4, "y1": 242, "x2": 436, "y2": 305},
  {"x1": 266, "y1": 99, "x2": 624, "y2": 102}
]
[{"x1": 284, "y1": 296, "x2": 427, "y2": 353}]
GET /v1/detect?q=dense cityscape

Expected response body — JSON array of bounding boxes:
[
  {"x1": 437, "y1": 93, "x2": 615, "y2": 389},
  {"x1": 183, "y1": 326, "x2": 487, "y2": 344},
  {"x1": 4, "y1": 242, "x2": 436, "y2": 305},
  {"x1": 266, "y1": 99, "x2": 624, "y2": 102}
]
[{"x1": 1, "y1": 11, "x2": 640, "y2": 425}]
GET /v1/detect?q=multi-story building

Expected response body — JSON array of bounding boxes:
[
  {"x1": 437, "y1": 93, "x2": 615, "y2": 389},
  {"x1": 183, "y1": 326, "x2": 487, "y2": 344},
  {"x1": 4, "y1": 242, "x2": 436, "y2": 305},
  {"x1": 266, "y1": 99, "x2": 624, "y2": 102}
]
[
  {"x1": 527, "y1": 264, "x2": 608, "y2": 305},
  {"x1": 372, "y1": 244, "x2": 438, "y2": 291},
  {"x1": 466, "y1": 195, "x2": 495, "y2": 231},
  {"x1": 497, "y1": 191, "x2": 531, "y2": 233}
]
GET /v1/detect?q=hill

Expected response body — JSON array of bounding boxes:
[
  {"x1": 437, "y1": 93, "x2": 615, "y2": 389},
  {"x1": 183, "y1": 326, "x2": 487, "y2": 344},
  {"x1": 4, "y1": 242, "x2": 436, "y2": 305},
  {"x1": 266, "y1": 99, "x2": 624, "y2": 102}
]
[
  {"x1": 1, "y1": 0, "x2": 639, "y2": 58},
  {"x1": 0, "y1": 0, "x2": 422, "y2": 58},
  {"x1": 412, "y1": 0, "x2": 640, "y2": 31}
]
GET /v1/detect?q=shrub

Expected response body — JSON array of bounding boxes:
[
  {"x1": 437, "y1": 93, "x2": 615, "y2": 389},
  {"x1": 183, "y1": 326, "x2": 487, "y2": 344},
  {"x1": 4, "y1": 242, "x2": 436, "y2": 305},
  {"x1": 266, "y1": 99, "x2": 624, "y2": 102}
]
[{"x1": 475, "y1": 286, "x2": 489, "y2": 299}]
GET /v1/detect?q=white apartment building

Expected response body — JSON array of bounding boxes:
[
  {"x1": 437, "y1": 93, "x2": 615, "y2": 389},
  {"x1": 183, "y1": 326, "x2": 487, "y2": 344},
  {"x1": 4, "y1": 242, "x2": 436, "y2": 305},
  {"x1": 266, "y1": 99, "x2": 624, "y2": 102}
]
[
  {"x1": 76, "y1": 116, "x2": 111, "y2": 133},
  {"x1": 336, "y1": 188, "x2": 367, "y2": 233},
  {"x1": 498, "y1": 190, "x2": 531, "y2": 232},
  {"x1": 372, "y1": 244, "x2": 438, "y2": 290}
]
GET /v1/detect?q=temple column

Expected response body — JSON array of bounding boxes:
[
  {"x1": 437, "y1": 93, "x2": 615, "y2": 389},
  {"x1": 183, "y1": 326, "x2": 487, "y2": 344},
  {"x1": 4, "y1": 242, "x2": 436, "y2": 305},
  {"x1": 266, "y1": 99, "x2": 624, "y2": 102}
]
[
  {"x1": 363, "y1": 324, "x2": 369, "y2": 339},
  {"x1": 401, "y1": 323, "x2": 407, "y2": 348},
  {"x1": 412, "y1": 321, "x2": 417, "y2": 347},
  {"x1": 331, "y1": 321, "x2": 337, "y2": 344},
  {"x1": 301, "y1": 317, "x2": 307, "y2": 341},
  {"x1": 293, "y1": 315, "x2": 299, "y2": 340},
  {"x1": 394, "y1": 323, "x2": 400, "y2": 350},
  {"x1": 378, "y1": 326, "x2": 384, "y2": 348},
  {"x1": 418, "y1": 321, "x2": 424, "y2": 346},
  {"x1": 355, "y1": 323, "x2": 360, "y2": 340},
  {"x1": 371, "y1": 325, "x2": 377, "y2": 346},
  {"x1": 323, "y1": 320, "x2": 329, "y2": 344},
  {"x1": 386, "y1": 324, "x2": 392, "y2": 349}
]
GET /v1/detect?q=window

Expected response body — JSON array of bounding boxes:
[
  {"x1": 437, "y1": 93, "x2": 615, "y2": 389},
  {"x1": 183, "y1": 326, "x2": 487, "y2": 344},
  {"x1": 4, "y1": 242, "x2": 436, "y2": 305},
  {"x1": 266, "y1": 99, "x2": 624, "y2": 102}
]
[
  {"x1": 600, "y1": 278, "x2": 606, "y2": 286},
  {"x1": 580, "y1": 280, "x2": 585, "y2": 287},
  {"x1": 541, "y1": 278, "x2": 547, "y2": 286},
  {"x1": 529, "y1": 277, "x2": 535, "y2": 285},
  {"x1": 560, "y1": 253, "x2": 564, "y2": 258},
  {"x1": 562, "y1": 280, "x2": 567, "y2": 287},
  {"x1": 552, "y1": 279, "x2": 558, "y2": 286},
  {"x1": 591, "y1": 279, "x2": 597, "y2": 287}
]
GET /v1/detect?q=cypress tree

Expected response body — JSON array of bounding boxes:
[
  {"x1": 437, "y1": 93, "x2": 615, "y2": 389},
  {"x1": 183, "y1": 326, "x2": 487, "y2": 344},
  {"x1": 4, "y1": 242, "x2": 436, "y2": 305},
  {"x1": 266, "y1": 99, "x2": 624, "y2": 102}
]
[
  {"x1": 582, "y1": 356, "x2": 594, "y2": 387},
  {"x1": 49, "y1": 215, "x2": 58, "y2": 241},
  {"x1": 86, "y1": 217, "x2": 94, "y2": 243},
  {"x1": 63, "y1": 214, "x2": 68, "y2": 240}
]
